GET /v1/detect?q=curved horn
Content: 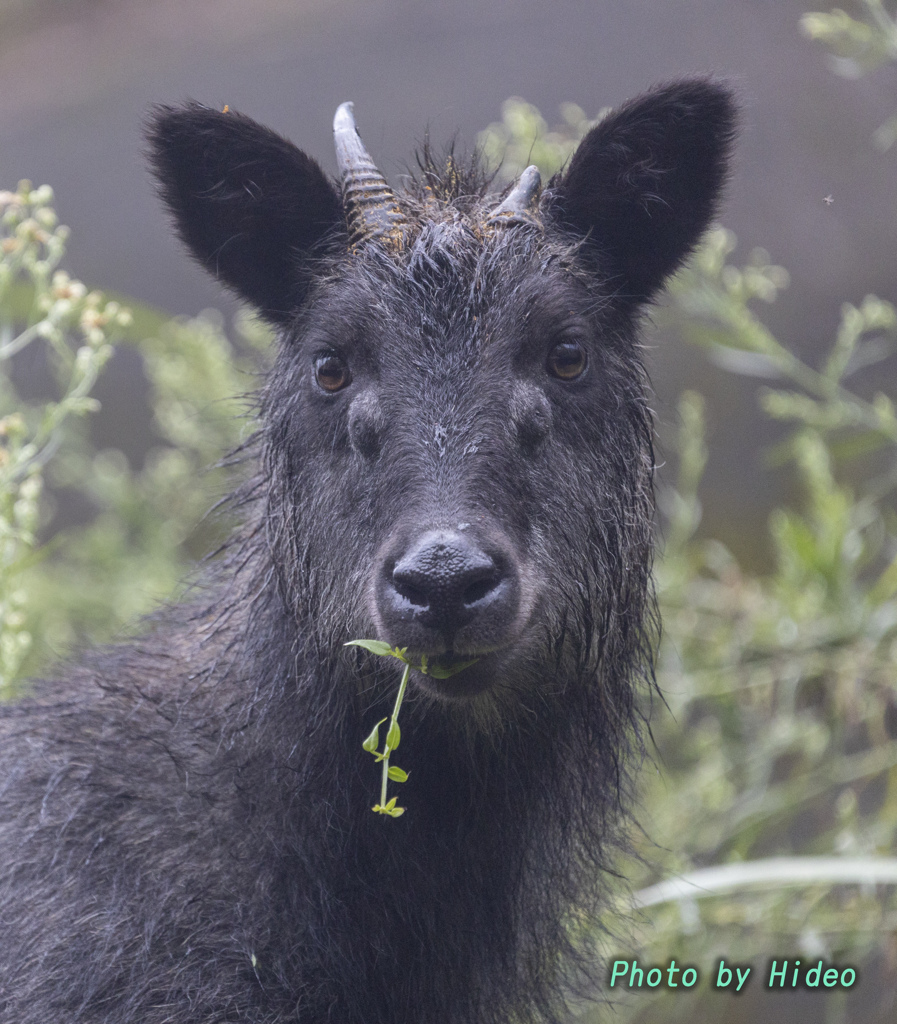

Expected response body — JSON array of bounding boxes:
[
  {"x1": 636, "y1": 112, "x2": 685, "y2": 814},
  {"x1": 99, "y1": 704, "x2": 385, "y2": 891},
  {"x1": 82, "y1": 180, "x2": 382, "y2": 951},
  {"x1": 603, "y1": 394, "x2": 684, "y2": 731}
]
[
  {"x1": 486, "y1": 165, "x2": 543, "y2": 230},
  {"x1": 333, "y1": 102, "x2": 407, "y2": 250}
]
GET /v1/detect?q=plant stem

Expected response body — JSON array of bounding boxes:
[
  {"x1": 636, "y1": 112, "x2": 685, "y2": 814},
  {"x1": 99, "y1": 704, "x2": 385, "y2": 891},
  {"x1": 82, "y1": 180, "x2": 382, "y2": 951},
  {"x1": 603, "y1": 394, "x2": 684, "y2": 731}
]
[{"x1": 381, "y1": 661, "x2": 410, "y2": 807}]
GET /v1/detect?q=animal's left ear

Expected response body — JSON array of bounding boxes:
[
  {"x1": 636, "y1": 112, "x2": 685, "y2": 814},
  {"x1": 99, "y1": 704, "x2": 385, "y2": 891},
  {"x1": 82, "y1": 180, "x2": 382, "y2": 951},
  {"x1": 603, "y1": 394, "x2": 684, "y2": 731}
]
[{"x1": 549, "y1": 80, "x2": 738, "y2": 305}]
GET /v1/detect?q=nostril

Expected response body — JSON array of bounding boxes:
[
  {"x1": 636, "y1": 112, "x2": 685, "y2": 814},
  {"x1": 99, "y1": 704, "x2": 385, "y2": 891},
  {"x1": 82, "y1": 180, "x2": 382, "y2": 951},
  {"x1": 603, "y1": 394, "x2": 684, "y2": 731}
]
[
  {"x1": 394, "y1": 578, "x2": 428, "y2": 608},
  {"x1": 463, "y1": 574, "x2": 499, "y2": 606}
]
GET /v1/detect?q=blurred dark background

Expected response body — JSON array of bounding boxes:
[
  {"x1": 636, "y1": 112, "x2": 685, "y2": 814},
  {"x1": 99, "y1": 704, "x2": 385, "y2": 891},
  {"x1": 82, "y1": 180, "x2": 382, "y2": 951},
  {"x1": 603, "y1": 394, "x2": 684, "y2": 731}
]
[{"x1": 1, "y1": 0, "x2": 895, "y2": 557}]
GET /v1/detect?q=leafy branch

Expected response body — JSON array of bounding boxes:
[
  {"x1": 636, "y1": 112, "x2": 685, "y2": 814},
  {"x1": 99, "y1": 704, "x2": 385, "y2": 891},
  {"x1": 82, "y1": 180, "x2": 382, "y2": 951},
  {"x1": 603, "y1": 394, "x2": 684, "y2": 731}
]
[
  {"x1": 346, "y1": 640, "x2": 478, "y2": 817},
  {"x1": 802, "y1": 0, "x2": 897, "y2": 149},
  {"x1": 0, "y1": 182, "x2": 131, "y2": 693}
]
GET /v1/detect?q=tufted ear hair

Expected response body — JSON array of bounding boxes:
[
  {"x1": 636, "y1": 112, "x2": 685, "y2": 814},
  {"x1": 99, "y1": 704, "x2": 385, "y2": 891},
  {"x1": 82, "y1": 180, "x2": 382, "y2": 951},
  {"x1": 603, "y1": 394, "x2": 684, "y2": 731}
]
[
  {"x1": 549, "y1": 79, "x2": 738, "y2": 306},
  {"x1": 147, "y1": 102, "x2": 344, "y2": 325}
]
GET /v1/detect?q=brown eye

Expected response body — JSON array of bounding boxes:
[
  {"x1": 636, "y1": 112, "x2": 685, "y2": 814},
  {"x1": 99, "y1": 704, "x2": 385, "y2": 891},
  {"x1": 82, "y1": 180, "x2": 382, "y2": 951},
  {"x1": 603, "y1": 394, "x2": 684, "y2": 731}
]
[
  {"x1": 546, "y1": 341, "x2": 587, "y2": 381},
  {"x1": 314, "y1": 353, "x2": 351, "y2": 392}
]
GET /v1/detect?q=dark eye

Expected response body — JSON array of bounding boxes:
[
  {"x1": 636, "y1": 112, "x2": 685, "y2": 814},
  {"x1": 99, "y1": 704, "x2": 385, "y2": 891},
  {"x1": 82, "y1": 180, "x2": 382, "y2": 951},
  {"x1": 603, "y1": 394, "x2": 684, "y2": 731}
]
[
  {"x1": 546, "y1": 341, "x2": 587, "y2": 381},
  {"x1": 314, "y1": 353, "x2": 351, "y2": 393}
]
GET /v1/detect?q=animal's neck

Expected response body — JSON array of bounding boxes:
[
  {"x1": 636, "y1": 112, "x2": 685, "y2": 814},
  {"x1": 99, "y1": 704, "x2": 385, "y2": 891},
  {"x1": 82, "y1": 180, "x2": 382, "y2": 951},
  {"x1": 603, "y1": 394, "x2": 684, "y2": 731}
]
[{"x1": 255, "y1": 682, "x2": 613, "y2": 1016}]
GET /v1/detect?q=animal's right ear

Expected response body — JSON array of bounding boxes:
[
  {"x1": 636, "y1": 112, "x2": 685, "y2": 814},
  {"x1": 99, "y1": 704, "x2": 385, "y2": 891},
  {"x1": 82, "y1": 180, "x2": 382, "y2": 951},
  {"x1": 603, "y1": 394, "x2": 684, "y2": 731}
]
[{"x1": 147, "y1": 103, "x2": 344, "y2": 325}]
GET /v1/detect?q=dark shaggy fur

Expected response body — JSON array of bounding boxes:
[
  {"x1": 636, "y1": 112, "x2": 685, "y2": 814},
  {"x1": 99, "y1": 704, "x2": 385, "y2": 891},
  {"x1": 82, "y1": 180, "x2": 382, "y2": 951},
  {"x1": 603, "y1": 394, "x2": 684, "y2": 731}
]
[{"x1": 0, "y1": 81, "x2": 736, "y2": 1023}]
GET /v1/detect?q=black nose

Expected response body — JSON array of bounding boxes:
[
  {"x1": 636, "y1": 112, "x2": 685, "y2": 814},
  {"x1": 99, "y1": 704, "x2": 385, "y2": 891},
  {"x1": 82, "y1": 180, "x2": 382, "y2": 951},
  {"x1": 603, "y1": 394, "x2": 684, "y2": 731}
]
[{"x1": 378, "y1": 529, "x2": 517, "y2": 645}]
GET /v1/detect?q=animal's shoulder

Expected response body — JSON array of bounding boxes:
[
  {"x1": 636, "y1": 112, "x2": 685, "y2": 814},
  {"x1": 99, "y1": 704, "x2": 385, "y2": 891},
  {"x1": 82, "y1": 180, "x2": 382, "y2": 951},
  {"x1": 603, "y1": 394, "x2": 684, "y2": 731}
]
[{"x1": 0, "y1": 635, "x2": 236, "y2": 839}]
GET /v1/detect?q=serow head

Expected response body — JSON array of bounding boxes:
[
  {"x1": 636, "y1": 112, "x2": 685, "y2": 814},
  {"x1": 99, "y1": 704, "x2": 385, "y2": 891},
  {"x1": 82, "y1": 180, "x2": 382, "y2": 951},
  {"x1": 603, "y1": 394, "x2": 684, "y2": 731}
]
[{"x1": 148, "y1": 81, "x2": 737, "y2": 703}]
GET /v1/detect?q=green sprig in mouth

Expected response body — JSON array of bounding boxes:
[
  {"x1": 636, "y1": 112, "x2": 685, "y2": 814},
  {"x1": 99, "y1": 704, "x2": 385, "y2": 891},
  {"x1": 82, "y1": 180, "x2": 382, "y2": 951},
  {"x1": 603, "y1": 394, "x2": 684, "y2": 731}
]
[{"x1": 345, "y1": 640, "x2": 479, "y2": 817}]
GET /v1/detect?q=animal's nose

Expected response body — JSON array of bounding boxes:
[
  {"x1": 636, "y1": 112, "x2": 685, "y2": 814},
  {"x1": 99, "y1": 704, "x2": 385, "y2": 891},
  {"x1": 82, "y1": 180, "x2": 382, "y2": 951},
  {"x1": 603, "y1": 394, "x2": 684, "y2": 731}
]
[{"x1": 378, "y1": 530, "x2": 517, "y2": 644}]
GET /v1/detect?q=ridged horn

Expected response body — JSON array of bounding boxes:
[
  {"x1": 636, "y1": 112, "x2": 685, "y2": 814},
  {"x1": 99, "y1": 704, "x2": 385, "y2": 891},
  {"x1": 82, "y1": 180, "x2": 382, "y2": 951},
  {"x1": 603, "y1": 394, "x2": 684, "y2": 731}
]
[
  {"x1": 333, "y1": 102, "x2": 407, "y2": 250},
  {"x1": 486, "y1": 165, "x2": 543, "y2": 230}
]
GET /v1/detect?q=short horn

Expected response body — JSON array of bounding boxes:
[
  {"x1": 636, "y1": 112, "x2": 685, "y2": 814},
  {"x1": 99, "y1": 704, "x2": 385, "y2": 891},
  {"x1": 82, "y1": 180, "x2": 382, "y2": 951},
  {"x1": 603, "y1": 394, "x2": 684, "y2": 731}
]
[
  {"x1": 486, "y1": 165, "x2": 543, "y2": 229},
  {"x1": 333, "y1": 102, "x2": 407, "y2": 250}
]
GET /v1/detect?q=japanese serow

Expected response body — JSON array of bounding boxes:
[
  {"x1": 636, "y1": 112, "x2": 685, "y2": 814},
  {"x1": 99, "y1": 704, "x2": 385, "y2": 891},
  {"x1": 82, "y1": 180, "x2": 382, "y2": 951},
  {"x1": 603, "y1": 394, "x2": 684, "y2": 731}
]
[{"x1": 0, "y1": 80, "x2": 736, "y2": 1023}]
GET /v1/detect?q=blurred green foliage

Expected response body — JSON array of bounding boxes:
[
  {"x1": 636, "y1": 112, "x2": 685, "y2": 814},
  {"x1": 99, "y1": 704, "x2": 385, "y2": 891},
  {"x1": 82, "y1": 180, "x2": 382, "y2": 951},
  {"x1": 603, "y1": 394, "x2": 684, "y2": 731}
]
[
  {"x1": 802, "y1": 0, "x2": 897, "y2": 149},
  {"x1": 1, "y1": 5, "x2": 896, "y2": 1022},
  {"x1": 478, "y1": 97, "x2": 605, "y2": 180},
  {"x1": 0, "y1": 181, "x2": 122, "y2": 687},
  {"x1": 0, "y1": 180, "x2": 269, "y2": 694},
  {"x1": 602, "y1": 249, "x2": 897, "y2": 1024}
]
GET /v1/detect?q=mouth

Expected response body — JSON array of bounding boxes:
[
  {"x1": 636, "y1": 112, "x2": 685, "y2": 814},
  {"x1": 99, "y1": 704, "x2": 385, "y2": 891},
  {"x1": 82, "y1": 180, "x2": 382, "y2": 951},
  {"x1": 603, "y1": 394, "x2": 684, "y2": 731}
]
[
  {"x1": 412, "y1": 649, "x2": 495, "y2": 700},
  {"x1": 426, "y1": 650, "x2": 479, "y2": 673}
]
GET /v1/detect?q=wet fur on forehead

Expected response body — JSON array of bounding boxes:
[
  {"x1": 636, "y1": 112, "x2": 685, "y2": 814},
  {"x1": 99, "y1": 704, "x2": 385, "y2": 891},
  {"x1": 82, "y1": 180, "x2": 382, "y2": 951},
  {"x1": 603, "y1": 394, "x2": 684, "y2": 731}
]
[
  {"x1": 295, "y1": 172, "x2": 611, "y2": 352},
  {"x1": 382, "y1": 144, "x2": 603, "y2": 297}
]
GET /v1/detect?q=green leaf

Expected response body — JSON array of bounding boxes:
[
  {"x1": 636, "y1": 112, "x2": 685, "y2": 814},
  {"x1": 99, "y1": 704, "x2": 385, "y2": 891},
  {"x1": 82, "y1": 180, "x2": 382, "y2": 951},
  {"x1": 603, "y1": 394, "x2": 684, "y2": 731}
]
[
  {"x1": 387, "y1": 765, "x2": 408, "y2": 783},
  {"x1": 362, "y1": 717, "x2": 387, "y2": 754},
  {"x1": 373, "y1": 796, "x2": 405, "y2": 816},
  {"x1": 386, "y1": 719, "x2": 401, "y2": 750},
  {"x1": 384, "y1": 796, "x2": 405, "y2": 817},
  {"x1": 344, "y1": 639, "x2": 395, "y2": 657},
  {"x1": 425, "y1": 658, "x2": 480, "y2": 679}
]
